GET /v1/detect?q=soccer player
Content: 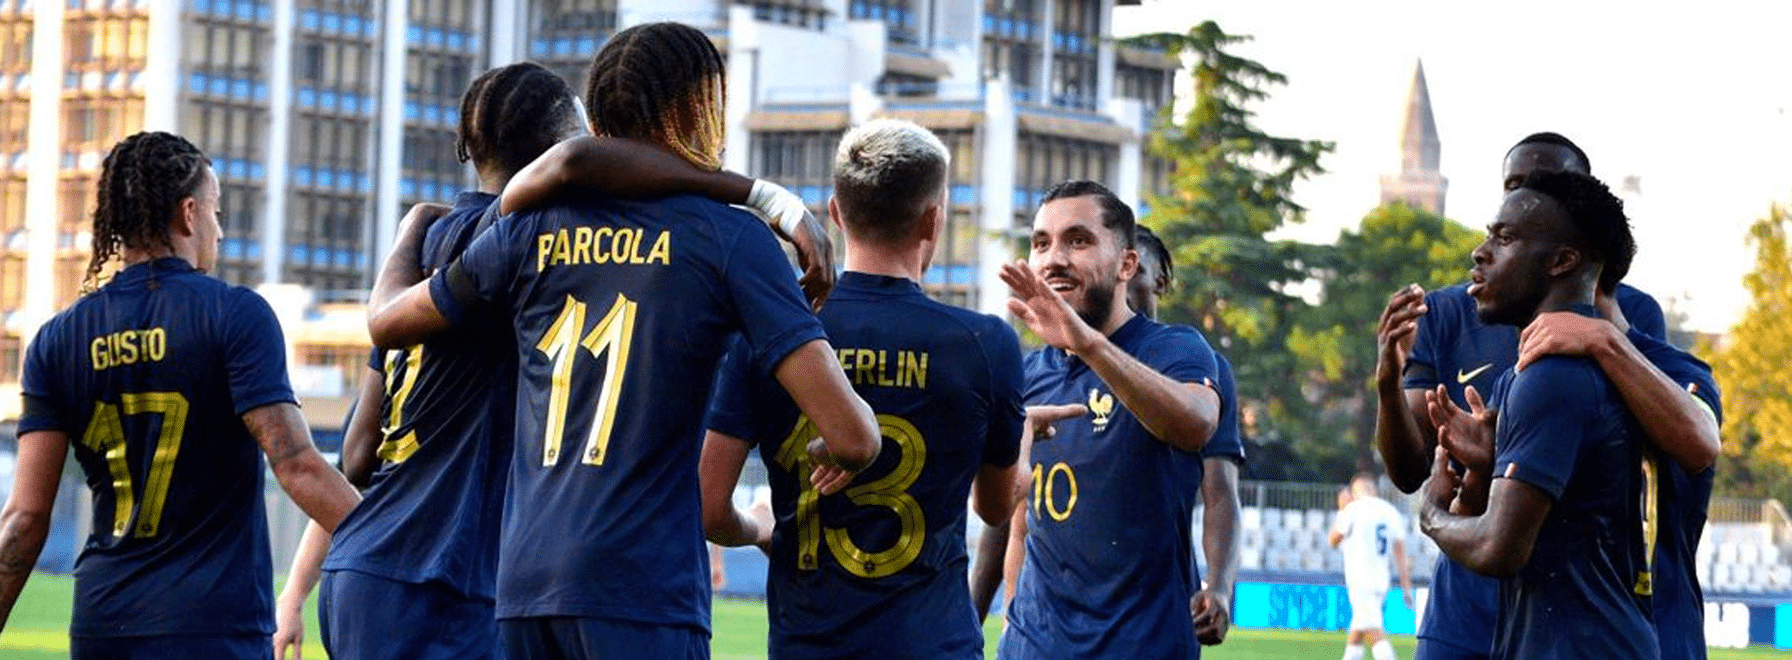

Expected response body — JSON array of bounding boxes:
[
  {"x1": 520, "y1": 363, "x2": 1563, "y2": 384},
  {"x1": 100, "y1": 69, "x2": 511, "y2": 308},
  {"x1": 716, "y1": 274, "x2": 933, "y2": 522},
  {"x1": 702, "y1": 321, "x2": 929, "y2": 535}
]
[
  {"x1": 1371, "y1": 132, "x2": 1716, "y2": 660},
  {"x1": 364, "y1": 22, "x2": 881, "y2": 660},
  {"x1": 995, "y1": 181, "x2": 1223, "y2": 659},
  {"x1": 0, "y1": 131, "x2": 361, "y2": 657},
  {"x1": 1419, "y1": 169, "x2": 1656, "y2": 659},
  {"x1": 698, "y1": 118, "x2": 1025, "y2": 659},
  {"x1": 1328, "y1": 475, "x2": 1413, "y2": 660}
]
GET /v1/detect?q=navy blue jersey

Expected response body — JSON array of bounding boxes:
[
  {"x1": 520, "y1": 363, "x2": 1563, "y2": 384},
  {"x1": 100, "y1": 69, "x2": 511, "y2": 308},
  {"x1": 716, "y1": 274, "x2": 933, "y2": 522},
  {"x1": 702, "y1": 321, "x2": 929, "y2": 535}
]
[
  {"x1": 431, "y1": 193, "x2": 825, "y2": 629},
  {"x1": 1403, "y1": 282, "x2": 1662, "y2": 653},
  {"x1": 1488, "y1": 333, "x2": 1656, "y2": 660},
  {"x1": 324, "y1": 192, "x2": 514, "y2": 600},
  {"x1": 1202, "y1": 355, "x2": 1246, "y2": 464},
  {"x1": 18, "y1": 258, "x2": 293, "y2": 637},
  {"x1": 1000, "y1": 315, "x2": 1219, "y2": 660},
  {"x1": 705, "y1": 271, "x2": 1025, "y2": 660},
  {"x1": 1628, "y1": 329, "x2": 1722, "y2": 660}
]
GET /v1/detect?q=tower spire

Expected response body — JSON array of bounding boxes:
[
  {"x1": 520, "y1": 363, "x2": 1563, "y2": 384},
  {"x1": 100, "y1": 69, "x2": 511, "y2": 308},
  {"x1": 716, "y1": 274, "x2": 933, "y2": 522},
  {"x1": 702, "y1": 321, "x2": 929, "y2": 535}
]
[{"x1": 1380, "y1": 59, "x2": 1448, "y2": 214}]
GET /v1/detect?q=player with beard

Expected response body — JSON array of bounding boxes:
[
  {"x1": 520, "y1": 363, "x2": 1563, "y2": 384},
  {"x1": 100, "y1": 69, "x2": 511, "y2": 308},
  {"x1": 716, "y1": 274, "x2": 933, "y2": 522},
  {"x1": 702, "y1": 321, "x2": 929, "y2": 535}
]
[
  {"x1": 994, "y1": 181, "x2": 1223, "y2": 659},
  {"x1": 1419, "y1": 170, "x2": 1656, "y2": 659}
]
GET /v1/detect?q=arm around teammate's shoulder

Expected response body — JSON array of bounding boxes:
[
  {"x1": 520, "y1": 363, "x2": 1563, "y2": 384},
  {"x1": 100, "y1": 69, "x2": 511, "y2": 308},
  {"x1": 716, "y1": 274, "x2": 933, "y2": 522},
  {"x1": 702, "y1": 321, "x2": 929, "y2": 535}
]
[{"x1": 244, "y1": 403, "x2": 360, "y2": 532}]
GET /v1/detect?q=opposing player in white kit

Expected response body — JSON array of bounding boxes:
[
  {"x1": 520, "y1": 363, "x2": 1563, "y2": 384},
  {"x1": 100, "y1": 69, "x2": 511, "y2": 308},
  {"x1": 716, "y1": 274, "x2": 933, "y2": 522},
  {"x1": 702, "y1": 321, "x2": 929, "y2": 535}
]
[{"x1": 1329, "y1": 474, "x2": 1413, "y2": 660}]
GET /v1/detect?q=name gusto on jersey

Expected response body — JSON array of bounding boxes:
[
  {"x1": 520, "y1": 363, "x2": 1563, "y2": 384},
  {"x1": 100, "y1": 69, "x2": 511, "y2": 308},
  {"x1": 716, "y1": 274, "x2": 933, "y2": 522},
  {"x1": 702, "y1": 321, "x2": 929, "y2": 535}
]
[
  {"x1": 90, "y1": 327, "x2": 168, "y2": 371},
  {"x1": 535, "y1": 227, "x2": 672, "y2": 270}
]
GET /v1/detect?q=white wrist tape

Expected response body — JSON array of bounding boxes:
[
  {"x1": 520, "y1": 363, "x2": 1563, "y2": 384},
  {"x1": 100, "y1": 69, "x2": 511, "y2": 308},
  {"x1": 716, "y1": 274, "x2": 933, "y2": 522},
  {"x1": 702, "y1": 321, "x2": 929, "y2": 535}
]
[{"x1": 747, "y1": 179, "x2": 806, "y2": 237}]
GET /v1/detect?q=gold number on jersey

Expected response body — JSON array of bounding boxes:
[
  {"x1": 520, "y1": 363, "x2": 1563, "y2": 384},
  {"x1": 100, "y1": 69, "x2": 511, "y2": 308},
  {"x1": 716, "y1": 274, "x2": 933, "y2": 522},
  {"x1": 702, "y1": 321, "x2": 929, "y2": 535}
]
[
  {"x1": 1635, "y1": 453, "x2": 1660, "y2": 596},
  {"x1": 1031, "y1": 461, "x2": 1077, "y2": 522},
  {"x1": 534, "y1": 293, "x2": 639, "y2": 467},
  {"x1": 376, "y1": 346, "x2": 425, "y2": 463},
  {"x1": 774, "y1": 413, "x2": 928, "y2": 578},
  {"x1": 79, "y1": 392, "x2": 190, "y2": 538}
]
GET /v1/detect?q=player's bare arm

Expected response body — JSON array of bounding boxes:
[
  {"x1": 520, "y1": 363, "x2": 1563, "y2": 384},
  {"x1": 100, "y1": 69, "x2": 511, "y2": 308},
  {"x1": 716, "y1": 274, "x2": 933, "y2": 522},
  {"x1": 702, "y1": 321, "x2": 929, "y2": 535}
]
[
  {"x1": 1000, "y1": 500, "x2": 1028, "y2": 613},
  {"x1": 244, "y1": 403, "x2": 361, "y2": 532},
  {"x1": 969, "y1": 518, "x2": 1009, "y2": 622},
  {"x1": 1001, "y1": 260, "x2": 1218, "y2": 451},
  {"x1": 772, "y1": 340, "x2": 881, "y2": 485},
  {"x1": 1518, "y1": 310, "x2": 1720, "y2": 473},
  {"x1": 1193, "y1": 457, "x2": 1241, "y2": 645},
  {"x1": 501, "y1": 135, "x2": 835, "y2": 308},
  {"x1": 366, "y1": 203, "x2": 454, "y2": 348},
  {"x1": 1373, "y1": 284, "x2": 1436, "y2": 493},
  {"x1": 339, "y1": 366, "x2": 387, "y2": 488},
  {"x1": 274, "y1": 520, "x2": 329, "y2": 660},
  {"x1": 0, "y1": 429, "x2": 69, "y2": 631},
  {"x1": 1419, "y1": 447, "x2": 1551, "y2": 577},
  {"x1": 970, "y1": 403, "x2": 1082, "y2": 620},
  {"x1": 1392, "y1": 537, "x2": 1415, "y2": 610},
  {"x1": 698, "y1": 430, "x2": 774, "y2": 550}
]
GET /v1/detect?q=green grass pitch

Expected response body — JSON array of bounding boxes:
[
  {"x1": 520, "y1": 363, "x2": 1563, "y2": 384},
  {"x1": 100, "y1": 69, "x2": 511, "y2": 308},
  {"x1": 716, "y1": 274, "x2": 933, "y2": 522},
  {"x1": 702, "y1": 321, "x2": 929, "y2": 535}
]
[{"x1": 3, "y1": 573, "x2": 1786, "y2": 659}]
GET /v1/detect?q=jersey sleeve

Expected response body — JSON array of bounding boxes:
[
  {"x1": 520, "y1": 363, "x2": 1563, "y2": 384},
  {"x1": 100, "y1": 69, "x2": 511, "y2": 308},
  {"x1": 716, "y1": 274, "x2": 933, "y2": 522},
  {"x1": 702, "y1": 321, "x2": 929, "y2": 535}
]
[
  {"x1": 1490, "y1": 359, "x2": 1598, "y2": 500},
  {"x1": 17, "y1": 320, "x2": 66, "y2": 435},
  {"x1": 704, "y1": 338, "x2": 796, "y2": 448},
  {"x1": 1616, "y1": 285, "x2": 1667, "y2": 341},
  {"x1": 719, "y1": 217, "x2": 826, "y2": 374},
  {"x1": 430, "y1": 212, "x2": 528, "y2": 328},
  {"x1": 979, "y1": 318, "x2": 1025, "y2": 468},
  {"x1": 1201, "y1": 355, "x2": 1247, "y2": 463},
  {"x1": 1137, "y1": 325, "x2": 1219, "y2": 389},
  {"x1": 1403, "y1": 289, "x2": 1450, "y2": 390},
  {"x1": 222, "y1": 289, "x2": 300, "y2": 415}
]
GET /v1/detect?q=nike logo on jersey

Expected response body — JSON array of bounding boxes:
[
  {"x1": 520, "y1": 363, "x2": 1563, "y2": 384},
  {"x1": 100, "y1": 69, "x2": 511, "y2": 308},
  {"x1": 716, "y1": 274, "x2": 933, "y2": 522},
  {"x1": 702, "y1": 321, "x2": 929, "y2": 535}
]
[{"x1": 1457, "y1": 364, "x2": 1492, "y2": 384}]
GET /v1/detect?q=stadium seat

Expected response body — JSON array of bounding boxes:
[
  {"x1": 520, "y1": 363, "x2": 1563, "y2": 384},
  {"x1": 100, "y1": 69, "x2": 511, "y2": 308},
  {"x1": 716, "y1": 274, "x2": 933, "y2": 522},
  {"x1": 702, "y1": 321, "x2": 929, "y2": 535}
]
[
  {"x1": 1264, "y1": 508, "x2": 1284, "y2": 530},
  {"x1": 1306, "y1": 509, "x2": 1328, "y2": 531},
  {"x1": 1242, "y1": 507, "x2": 1262, "y2": 530}
]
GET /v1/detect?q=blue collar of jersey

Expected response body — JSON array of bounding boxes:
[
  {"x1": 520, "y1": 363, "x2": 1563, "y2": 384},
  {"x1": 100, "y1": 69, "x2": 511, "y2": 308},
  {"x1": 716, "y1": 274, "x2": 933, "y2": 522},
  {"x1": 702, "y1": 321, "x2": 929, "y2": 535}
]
[
  {"x1": 455, "y1": 191, "x2": 498, "y2": 208},
  {"x1": 111, "y1": 257, "x2": 198, "y2": 286},
  {"x1": 837, "y1": 271, "x2": 922, "y2": 296}
]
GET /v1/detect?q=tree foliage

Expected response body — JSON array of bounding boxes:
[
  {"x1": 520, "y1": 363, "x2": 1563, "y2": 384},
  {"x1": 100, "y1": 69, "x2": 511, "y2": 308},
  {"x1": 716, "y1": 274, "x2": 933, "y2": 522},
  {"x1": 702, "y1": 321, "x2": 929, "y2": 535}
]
[
  {"x1": 1122, "y1": 22, "x2": 1335, "y2": 480},
  {"x1": 1290, "y1": 204, "x2": 1483, "y2": 474},
  {"x1": 1706, "y1": 202, "x2": 1792, "y2": 508}
]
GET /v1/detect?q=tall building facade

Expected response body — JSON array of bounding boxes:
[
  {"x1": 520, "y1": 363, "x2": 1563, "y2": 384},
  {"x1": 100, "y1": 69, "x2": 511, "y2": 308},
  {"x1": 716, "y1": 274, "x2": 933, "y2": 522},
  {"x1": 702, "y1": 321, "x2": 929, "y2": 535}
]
[
  {"x1": 0, "y1": 0, "x2": 1178, "y2": 418},
  {"x1": 1379, "y1": 59, "x2": 1445, "y2": 215}
]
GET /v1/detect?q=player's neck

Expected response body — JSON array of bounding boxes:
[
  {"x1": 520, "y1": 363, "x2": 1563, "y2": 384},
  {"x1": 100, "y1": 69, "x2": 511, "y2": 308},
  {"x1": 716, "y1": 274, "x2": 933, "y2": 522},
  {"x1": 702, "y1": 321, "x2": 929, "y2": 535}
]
[
  {"x1": 477, "y1": 169, "x2": 510, "y2": 195},
  {"x1": 1098, "y1": 305, "x2": 1137, "y2": 336},
  {"x1": 120, "y1": 244, "x2": 195, "y2": 269},
  {"x1": 842, "y1": 241, "x2": 923, "y2": 282},
  {"x1": 1529, "y1": 283, "x2": 1597, "y2": 323}
]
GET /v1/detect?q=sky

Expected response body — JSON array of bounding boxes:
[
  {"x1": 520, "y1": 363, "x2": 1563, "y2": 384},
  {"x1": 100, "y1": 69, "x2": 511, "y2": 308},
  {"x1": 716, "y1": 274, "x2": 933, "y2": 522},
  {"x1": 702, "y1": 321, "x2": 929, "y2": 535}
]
[{"x1": 1114, "y1": 0, "x2": 1792, "y2": 333}]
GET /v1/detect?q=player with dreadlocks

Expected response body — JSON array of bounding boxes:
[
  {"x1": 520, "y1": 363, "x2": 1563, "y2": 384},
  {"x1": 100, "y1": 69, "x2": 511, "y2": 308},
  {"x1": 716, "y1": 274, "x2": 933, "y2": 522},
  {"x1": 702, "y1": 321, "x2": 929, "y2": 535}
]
[
  {"x1": 268, "y1": 59, "x2": 835, "y2": 660},
  {"x1": 366, "y1": 22, "x2": 882, "y2": 660},
  {"x1": 0, "y1": 131, "x2": 360, "y2": 658}
]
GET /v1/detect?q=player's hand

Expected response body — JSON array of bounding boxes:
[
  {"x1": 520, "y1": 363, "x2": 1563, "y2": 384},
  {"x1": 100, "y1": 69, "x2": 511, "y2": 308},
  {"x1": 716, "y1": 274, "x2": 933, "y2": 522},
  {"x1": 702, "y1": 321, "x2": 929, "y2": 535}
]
[
  {"x1": 1517, "y1": 310, "x2": 1619, "y2": 371},
  {"x1": 272, "y1": 596, "x2": 305, "y2": 660},
  {"x1": 806, "y1": 438, "x2": 862, "y2": 496},
  {"x1": 1419, "y1": 446, "x2": 1461, "y2": 528},
  {"x1": 398, "y1": 202, "x2": 451, "y2": 242},
  {"x1": 1190, "y1": 589, "x2": 1232, "y2": 645},
  {"x1": 1025, "y1": 404, "x2": 1087, "y2": 442},
  {"x1": 748, "y1": 499, "x2": 775, "y2": 556},
  {"x1": 1000, "y1": 260, "x2": 1101, "y2": 353},
  {"x1": 1375, "y1": 284, "x2": 1427, "y2": 380},
  {"x1": 783, "y1": 208, "x2": 836, "y2": 312},
  {"x1": 1425, "y1": 384, "x2": 1496, "y2": 475},
  {"x1": 1402, "y1": 589, "x2": 1415, "y2": 612}
]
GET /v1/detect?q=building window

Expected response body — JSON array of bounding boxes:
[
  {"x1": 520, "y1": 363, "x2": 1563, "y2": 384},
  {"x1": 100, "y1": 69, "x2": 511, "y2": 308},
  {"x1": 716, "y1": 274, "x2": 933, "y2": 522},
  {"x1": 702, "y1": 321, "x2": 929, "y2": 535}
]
[
  {"x1": 850, "y1": 0, "x2": 917, "y2": 45},
  {"x1": 981, "y1": 0, "x2": 1040, "y2": 102},
  {"x1": 1049, "y1": 0, "x2": 1098, "y2": 111},
  {"x1": 875, "y1": 72, "x2": 936, "y2": 97},
  {"x1": 740, "y1": 0, "x2": 829, "y2": 30}
]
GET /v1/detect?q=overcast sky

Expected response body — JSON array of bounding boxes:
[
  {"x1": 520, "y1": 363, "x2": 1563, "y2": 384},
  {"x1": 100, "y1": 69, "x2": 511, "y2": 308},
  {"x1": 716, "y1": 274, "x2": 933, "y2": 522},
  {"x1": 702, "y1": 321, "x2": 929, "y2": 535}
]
[{"x1": 1115, "y1": 0, "x2": 1792, "y2": 332}]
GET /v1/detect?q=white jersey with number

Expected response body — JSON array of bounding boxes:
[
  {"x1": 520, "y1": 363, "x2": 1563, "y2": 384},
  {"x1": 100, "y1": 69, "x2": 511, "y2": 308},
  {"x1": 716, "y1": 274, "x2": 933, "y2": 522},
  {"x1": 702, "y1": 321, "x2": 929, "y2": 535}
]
[{"x1": 1334, "y1": 497, "x2": 1403, "y2": 593}]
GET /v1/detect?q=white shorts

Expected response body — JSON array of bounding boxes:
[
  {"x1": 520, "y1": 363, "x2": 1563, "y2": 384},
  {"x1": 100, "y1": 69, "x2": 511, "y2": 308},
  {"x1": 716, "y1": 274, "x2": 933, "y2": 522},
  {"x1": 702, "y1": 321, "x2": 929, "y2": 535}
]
[{"x1": 1347, "y1": 586, "x2": 1387, "y2": 631}]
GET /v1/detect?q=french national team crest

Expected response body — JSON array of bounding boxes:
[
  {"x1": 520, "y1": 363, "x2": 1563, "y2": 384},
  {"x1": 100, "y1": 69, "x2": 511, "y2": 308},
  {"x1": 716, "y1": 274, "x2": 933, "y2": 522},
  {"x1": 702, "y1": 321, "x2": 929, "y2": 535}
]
[{"x1": 1087, "y1": 387, "x2": 1115, "y2": 432}]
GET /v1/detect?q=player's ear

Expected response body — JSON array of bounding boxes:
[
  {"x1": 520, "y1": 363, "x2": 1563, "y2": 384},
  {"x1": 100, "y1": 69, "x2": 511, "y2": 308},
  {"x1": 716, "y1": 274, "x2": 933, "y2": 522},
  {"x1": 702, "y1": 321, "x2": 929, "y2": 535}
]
[
  {"x1": 173, "y1": 195, "x2": 200, "y2": 238},
  {"x1": 916, "y1": 196, "x2": 942, "y2": 243},
  {"x1": 1118, "y1": 246, "x2": 1139, "y2": 284},
  {"x1": 1546, "y1": 245, "x2": 1582, "y2": 279},
  {"x1": 827, "y1": 196, "x2": 846, "y2": 234}
]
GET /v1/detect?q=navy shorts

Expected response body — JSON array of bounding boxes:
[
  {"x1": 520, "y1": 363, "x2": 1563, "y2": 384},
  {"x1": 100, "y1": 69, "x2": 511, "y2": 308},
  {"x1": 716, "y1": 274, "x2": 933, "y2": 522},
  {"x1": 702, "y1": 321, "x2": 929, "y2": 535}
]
[
  {"x1": 499, "y1": 616, "x2": 708, "y2": 660},
  {"x1": 70, "y1": 633, "x2": 270, "y2": 660},
  {"x1": 1415, "y1": 637, "x2": 1490, "y2": 660},
  {"x1": 320, "y1": 569, "x2": 499, "y2": 660}
]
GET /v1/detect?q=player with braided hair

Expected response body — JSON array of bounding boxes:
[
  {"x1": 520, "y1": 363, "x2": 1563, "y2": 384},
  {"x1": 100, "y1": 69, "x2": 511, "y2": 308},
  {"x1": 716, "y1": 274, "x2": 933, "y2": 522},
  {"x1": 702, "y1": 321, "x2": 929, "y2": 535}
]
[
  {"x1": 368, "y1": 22, "x2": 883, "y2": 659},
  {"x1": 1, "y1": 131, "x2": 360, "y2": 658}
]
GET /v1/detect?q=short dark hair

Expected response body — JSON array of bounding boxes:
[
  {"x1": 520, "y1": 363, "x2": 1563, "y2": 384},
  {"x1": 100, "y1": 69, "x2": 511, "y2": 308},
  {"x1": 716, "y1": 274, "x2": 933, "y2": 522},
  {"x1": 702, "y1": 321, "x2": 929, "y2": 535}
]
[
  {"x1": 1509, "y1": 132, "x2": 1591, "y2": 174},
  {"x1": 1042, "y1": 180, "x2": 1135, "y2": 247},
  {"x1": 1516, "y1": 169, "x2": 1633, "y2": 292},
  {"x1": 457, "y1": 62, "x2": 580, "y2": 178},
  {"x1": 1134, "y1": 224, "x2": 1173, "y2": 288},
  {"x1": 585, "y1": 22, "x2": 727, "y2": 170},
  {"x1": 832, "y1": 119, "x2": 949, "y2": 245},
  {"x1": 87, "y1": 131, "x2": 209, "y2": 290}
]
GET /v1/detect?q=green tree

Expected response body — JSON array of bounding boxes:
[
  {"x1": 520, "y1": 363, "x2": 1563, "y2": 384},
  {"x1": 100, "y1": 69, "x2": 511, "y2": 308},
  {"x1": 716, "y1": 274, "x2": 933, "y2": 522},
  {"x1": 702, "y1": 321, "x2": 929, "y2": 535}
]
[
  {"x1": 1706, "y1": 202, "x2": 1792, "y2": 509},
  {"x1": 1122, "y1": 21, "x2": 1334, "y2": 480},
  {"x1": 1290, "y1": 203, "x2": 1482, "y2": 475}
]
